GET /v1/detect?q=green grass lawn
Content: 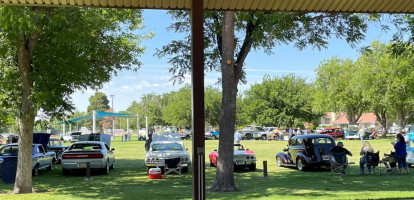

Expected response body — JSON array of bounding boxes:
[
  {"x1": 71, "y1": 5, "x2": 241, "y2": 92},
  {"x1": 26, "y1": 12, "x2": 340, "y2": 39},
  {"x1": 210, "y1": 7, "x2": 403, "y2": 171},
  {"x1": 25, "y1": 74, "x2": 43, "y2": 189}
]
[{"x1": 0, "y1": 136, "x2": 413, "y2": 200}]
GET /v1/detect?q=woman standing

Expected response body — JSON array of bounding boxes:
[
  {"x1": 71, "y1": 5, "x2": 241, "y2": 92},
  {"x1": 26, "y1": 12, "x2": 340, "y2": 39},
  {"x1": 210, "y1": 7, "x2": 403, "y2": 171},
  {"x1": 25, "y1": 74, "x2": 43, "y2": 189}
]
[{"x1": 392, "y1": 133, "x2": 410, "y2": 174}]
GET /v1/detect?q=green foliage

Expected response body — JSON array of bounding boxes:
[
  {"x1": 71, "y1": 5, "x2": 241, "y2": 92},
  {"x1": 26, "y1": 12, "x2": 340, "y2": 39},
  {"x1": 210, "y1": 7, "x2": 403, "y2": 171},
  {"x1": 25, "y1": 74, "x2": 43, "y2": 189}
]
[
  {"x1": 0, "y1": 6, "x2": 149, "y2": 118},
  {"x1": 243, "y1": 74, "x2": 320, "y2": 128},
  {"x1": 87, "y1": 92, "x2": 110, "y2": 114},
  {"x1": 127, "y1": 93, "x2": 165, "y2": 127},
  {"x1": 205, "y1": 86, "x2": 222, "y2": 128},
  {"x1": 155, "y1": 11, "x2": 368, "y2": 83},
  {"x1": 162, "y1": 85, "x2": 192, "y2": 129},
  {"x1": 313, "y1": 57, "x2": 369, "y2": 124}
]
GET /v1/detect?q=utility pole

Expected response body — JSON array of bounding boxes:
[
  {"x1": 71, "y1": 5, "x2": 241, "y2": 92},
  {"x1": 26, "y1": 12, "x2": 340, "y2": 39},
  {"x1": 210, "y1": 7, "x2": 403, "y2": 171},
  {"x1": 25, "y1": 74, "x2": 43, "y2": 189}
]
[{"x1": 110, "y1": 94, "x2": 115, "y2": 141}]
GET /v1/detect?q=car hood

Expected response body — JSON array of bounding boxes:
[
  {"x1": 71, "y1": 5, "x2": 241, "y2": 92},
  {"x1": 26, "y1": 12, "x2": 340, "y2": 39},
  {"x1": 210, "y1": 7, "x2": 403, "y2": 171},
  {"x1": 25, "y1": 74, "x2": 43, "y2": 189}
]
[
  {"x1": 146, "y1": 150, "x2": 190, "y2": 158},
  {"x1": 48, "y1": 145, "x2": 69, "y2": 149}
]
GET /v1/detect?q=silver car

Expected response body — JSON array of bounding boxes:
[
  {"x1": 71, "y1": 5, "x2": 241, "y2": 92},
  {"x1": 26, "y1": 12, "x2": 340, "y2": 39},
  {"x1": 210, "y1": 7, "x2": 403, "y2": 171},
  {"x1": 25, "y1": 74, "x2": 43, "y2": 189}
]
[
  {"x1": 145, "y1": 133, "x2": 191, "y2": 172},
  {"x1": 61, "y1": 141, "x2": 115, "y2": 175}
]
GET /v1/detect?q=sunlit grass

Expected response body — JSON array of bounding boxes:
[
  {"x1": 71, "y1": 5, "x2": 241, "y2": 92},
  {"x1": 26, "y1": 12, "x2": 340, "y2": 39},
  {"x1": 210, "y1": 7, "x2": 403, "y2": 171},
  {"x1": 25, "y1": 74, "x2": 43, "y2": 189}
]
[{"x1": 0, "y1": 135, "x2": 413, "y2": 199}]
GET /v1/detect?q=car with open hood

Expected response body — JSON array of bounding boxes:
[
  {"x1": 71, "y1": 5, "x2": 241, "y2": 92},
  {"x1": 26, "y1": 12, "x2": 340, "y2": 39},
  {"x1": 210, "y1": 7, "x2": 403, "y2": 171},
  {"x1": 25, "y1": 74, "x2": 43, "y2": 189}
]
[
  {"x1": 276, "y1": 134, "x2": 335, "y2": 171},
  {"x1": 47, "y1": 138, "x2": 69, "y2": 164},
  {"x1": 145, "y1": 133, "x2": 191, "y2": 173},
  {"x1": 209, "y1": 144, "x2": 257, "y2": 171}
]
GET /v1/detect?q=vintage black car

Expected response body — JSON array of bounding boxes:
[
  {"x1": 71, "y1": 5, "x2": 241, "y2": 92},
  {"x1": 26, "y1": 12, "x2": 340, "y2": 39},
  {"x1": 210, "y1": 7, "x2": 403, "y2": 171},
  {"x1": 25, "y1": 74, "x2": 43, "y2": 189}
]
[{"x1": 276, "y1": 134, "x2": 335, "y2": 171}]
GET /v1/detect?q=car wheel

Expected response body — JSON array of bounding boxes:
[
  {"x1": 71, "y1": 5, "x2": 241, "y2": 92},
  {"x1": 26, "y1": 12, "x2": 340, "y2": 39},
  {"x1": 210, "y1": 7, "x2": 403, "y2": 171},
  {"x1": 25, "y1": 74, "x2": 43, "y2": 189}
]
[
  {"x1": 47, "y1": 162, "x2": 54, "y2": 171},
  {"x1": 102, "y1": 160, "x2": 109, "y2": 175},
  {"x1": 249, "y1": 163, "x2": 256, "y2": 171},
  {"x1": 261, "y1": 135, "x2": 267, "y2": 140},
  {"x1": 62, "y1": 168, "x2": 70, "y2": 176},
  {"x1": 296, "y1": 158, "x2": 304, "y2": 171},
  {"x1": 32, "y1": 164, "x2": 39, "y2": 176},
  {"x1": 110, "y1": 159, "x2": 115, "y2": 170},
  {"x1": 182, "y1": 167, "x2": 188, "y2": 173},
  {"x1": 276, "y1": 156, "x2": 282, "y2": 167}
]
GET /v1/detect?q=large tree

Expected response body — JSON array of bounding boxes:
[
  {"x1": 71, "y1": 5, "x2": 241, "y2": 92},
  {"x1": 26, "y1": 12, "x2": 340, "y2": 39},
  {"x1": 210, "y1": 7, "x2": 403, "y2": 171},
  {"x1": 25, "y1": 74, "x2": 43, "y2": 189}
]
[
  {"x1": 0, "y1": 6, "x2": 148, "y2": 193},
  {"x1": 156, "y1": 11, "x2": 368, "y2": 191},
  {"x1": 314, "y1": 58, "x2": 369, "y2": 125},
  {"x1": 87, "y1": 92, "x2": 110, "y2": 114},
  {"x1": 243, "y1": 74, "x2": 320, "y2": 128},
  {"x1": 162, "y1": 85, "x2": 192, "y2": 129},
  {"x1": 127, "y1": 93, "x2": 165, "y2": 129}
]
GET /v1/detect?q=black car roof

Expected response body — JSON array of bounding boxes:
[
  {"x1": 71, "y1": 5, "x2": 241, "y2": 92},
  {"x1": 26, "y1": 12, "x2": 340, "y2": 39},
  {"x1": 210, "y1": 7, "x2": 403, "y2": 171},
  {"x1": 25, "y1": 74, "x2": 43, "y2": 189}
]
[{"x1": 291, "y1": 134, "x2": 334, "y2": 140}]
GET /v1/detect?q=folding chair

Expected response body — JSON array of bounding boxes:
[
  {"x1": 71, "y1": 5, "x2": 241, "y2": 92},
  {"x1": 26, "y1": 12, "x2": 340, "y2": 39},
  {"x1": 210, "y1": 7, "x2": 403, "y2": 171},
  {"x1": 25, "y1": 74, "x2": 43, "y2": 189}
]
[
  {"x1": 164, "y1": 157, "x2": 182, "y2": 175},
  {"x1": 365, "y1": 151, "x2": 380, "y2": 174},
  {"x1": 330, "y1": 152, "x2": 349, "y2": 175}
]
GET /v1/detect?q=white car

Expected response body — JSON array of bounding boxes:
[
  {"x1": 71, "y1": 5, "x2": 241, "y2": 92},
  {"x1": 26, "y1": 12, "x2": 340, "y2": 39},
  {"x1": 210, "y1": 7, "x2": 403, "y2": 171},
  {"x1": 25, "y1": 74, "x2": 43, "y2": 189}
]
[
  {"x1": 61, "y1": 141, "x2": 115, "y2": 175},
  {"x1": 145, "y1": 133, "x2": 191, "y2": 172}
]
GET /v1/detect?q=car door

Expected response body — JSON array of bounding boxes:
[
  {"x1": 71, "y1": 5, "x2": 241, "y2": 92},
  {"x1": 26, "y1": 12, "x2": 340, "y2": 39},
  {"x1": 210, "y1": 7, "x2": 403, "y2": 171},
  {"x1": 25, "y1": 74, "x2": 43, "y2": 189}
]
[
  {"x1": 288, "y1": 138, "x2": 301, "y2": 164},
  {"x1": 38, "y1": 145, "x2": 47, "y2": 168},
  {"x1": 105, "y1": 144, "x2": 114, "y2": 164}
]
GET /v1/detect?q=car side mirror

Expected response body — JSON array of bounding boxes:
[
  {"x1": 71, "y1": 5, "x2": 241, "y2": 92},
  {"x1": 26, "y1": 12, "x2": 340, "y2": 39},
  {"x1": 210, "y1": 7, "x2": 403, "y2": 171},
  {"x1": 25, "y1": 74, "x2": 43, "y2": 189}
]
[
  {"x1": 283, "y1": 148, "x2": 289, "y2": 152},
  {"x1": 111, "y1": 148, "x2": 115, "y2": 151}
]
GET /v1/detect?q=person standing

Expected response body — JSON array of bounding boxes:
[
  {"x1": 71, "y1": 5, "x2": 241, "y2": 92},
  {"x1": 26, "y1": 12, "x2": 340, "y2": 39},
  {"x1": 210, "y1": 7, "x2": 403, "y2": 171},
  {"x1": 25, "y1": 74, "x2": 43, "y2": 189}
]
[
  {"x1": 392, "y1": 133, "x2": 410, "y2": 174},
  {"x1": 234, "y1": 131, "x2": 242, "y2": 144},
  {"x1": 358, "y1": 127, "x2": 365, "y2": 143},
  {"x1": 145, "y1": 133, "x2": 153, "y2": 152},
  {"x1": 289, "y1": 127, "x2": 293, "y2": 138}
]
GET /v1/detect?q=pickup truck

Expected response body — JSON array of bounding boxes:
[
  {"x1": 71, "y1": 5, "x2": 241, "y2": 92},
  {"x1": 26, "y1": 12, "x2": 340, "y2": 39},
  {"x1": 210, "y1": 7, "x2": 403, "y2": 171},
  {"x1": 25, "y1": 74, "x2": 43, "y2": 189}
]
[{"x1": 0, "y1": 143, "x2": 55, "y2": 176}]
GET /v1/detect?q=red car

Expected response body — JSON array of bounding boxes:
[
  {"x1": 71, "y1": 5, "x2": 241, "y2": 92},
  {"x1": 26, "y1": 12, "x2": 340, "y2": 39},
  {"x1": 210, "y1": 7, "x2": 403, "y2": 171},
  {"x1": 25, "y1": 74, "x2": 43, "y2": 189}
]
[
  {"x1": 320, "y1": 127, "x2": 344, "y2": 139},
  {"x1": 209, "y1": 144, "x2": 257, "y2": 170}
]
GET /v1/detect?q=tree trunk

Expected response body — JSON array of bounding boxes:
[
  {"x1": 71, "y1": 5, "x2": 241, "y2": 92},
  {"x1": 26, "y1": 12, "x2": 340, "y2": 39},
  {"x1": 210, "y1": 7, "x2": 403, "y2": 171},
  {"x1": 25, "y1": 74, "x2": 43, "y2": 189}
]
[
  {"x1": 208, "y1": 11, "x2": 238, "y2": 192},
  {"x1": 13, "y1": 30, "x2": 39, "y2": 193},
  {"x1": 373, "y1": 110, "x2": 388, "y2": 137}
]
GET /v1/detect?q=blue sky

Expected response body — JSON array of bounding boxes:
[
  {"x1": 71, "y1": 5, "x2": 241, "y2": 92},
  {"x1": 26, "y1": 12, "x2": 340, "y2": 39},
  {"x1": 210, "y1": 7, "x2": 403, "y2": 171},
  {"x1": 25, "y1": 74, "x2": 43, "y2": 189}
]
[{"x1": 71, "y1": 10, "x2": 394, "y2": 113}]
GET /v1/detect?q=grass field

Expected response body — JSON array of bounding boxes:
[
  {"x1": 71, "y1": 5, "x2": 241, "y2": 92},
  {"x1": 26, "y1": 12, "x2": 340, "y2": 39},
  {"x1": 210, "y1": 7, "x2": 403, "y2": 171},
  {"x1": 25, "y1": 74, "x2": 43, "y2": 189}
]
[{"x1": 0, "y1": 136, "x2": 413, "y2": 200}]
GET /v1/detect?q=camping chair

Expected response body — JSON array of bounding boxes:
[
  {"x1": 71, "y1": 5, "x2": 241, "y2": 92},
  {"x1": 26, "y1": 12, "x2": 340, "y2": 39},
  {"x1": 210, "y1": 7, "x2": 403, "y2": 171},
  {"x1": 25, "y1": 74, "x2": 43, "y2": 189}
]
[
  {"x1": 365, "y1": 151, "x2": 380, "y2": 174},
  {"x1": 164, "y1": 157, "x2": 182, "y2": 175},
  {"x1": 330, "y1": 152, "x2": 349, "y2": 175}
]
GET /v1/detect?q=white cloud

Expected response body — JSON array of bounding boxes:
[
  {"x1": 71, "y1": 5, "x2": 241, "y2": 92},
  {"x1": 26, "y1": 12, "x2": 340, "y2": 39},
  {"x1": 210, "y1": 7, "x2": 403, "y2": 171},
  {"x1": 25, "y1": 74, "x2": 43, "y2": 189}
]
[{"x1": 119, "y1": 80, "x2": 171, "y2": 93}]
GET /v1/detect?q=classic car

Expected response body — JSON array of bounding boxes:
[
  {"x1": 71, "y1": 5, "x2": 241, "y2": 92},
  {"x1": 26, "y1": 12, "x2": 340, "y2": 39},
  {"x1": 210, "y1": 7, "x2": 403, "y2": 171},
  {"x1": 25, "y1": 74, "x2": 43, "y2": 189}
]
[
  {"x1": 209, "y1": 144, "x2": 257, "y2": 171},
  {"x1": 320, "y1": 127, "x2": 344, "y2": 139},
  {"x1": 276, "y1": 134, "x2": 335, "y2": 171},
  {"x1": 345, "y1": 125, "x2": 359, "y2": 140},
  {"x1": 0, "y1": 143, "x2": 55, "y2": 176},
  {"x1": 255, "y1": 127, "x2": 275, "y2": 140},
  {"x1": 238, "y1": 125, "x2": 264, "y2": 140},
  {"x1": 61, "y1": 141, "x2": 115, "y2": 175},
  {"x1": 205, "y1": 131, "x2": 219, "y2": 140},
  {"x1": 179, "y1": 129, "x2": 191, "y2": 140},
  {"x1": 47, "y1": 138, "x2": 69, "y2": 164},
  {"x1": 145, "y1": 133, "x2": 191, "y2": 173}
]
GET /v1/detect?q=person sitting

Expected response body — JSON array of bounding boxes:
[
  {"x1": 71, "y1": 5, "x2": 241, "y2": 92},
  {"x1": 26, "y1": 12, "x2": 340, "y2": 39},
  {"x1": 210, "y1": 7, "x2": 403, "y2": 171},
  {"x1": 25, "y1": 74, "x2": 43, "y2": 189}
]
[
  {"x1": 329, "y1": 141, "x2": 353, "y2": 174},
  {"x1": 359, "y1": 141, "x2": 374, "y2": 175},
  {"x1": 369, "y1": 128, "x2": 378, "y2": 140}
]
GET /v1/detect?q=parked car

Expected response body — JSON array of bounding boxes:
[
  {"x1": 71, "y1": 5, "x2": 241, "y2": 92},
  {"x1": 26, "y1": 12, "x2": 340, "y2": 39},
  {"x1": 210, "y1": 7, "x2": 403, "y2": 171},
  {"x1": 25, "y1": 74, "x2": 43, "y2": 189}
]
[
  {"x1": 47, "y1": 138, "x2": 69, "y2": 164},
  {"x1": 209, "y1": 144, "x2": 257, "y2": 170},
  {"x1": 205, "y1": 130, "x2": 219, "y2": 140},
  {"x1": 276, "y1": 134, "x2": 335, "y2": 171},
  {"x1": 61, "y1": 141, "x2": 115, "y2": 175},
  {"x1": 255, "y1": 127, "x2": 276, "y2": 140},
  {"x1": 62, "y1": 131, "x2": 82, "y2": 143},
  {"x1": 179, "y1": 129, "x2": 191, "y2": 140},
  {"x1": 345, "y1": 125, "x2": 359, "y2": 140},
  {"x1": 0, "y1": 143, "x2": 55, "y2": 176},
  {"x1": 320, "y1": 127, "x2": 344, "y2": 139},
  {"x1": 238, "y1": 125, "x2": 264, "y2": 140},
  {"x1": 388, "y1": 125, "x2": 399, "y2": 134},
  {"x1": 145, "y1": 133, "x2": 191, "y2": 172}
]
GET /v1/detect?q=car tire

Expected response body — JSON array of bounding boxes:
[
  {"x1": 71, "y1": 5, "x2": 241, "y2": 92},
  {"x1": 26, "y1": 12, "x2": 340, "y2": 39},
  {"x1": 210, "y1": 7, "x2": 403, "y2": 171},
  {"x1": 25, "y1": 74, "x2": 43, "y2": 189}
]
[
  {"x1": 261, "y1": 135, "x2": 267, "y2": 140},
  {"x1": 186, "y1": 135, "x2": 190, "y2": 140},
  {"x1": 276, "y1": 156, "x2": 282, "y2": 167},
  {"x1": 210, "y1": 159, "x2": 215, "y2": 167},
  {"x1": 32, "y1": 164, "x2": 39, "y2": 176},
  {"x1": 249, "y1": 163, "x2": 256, "y2": 171},
  {"x1": 182, "y1": 167, "x2": 188, "y2": 173},
  {"x1": 110, "y1": 159, "x2": 115, "y2": 170},
  {"x1": 62, "y1": 168, "x2": 70, "y2": 176},
  {"x1": 296, "y1": 158, "x2": 304, "y2": 171},
  {"x1": 47, "y1": 162, "x2": 54, "y2": 171},
  {"x1": 102, "y1": 160, "x2": 109, "y2": 175}
]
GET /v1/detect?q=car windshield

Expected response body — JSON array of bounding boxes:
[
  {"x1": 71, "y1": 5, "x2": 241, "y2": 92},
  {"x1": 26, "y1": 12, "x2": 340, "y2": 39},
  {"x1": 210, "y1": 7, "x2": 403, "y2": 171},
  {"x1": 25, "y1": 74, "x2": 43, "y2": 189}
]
[
  {"x1": 0, "y1": 146, "x2": 19, "y2": 154},
  {"x1": 49, "y1": 140, "x2": 61, "y2": 146},
  {"x1": 69, "y1": 143, "x2": 101, "y2": 150},
  {"x1": 152, "y1": 143, "x2": 183, "y2": 151},
  {"x1": 311, "y1": 138, "x2": 333, "y2": 145},
  {"x1": 234, "y1": 145, "x2": 245, "y2": 151},
  {"x1": 256, "y1": 127, "x2": 265, "y2": 131}
]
